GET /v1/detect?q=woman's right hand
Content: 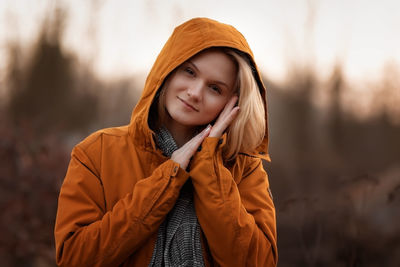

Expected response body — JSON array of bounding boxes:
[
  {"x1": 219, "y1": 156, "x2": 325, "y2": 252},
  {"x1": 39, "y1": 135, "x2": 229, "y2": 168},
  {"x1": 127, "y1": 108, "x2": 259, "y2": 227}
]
[{"x1": 171, "y1": 125, "x2": 212, "y2": 170}]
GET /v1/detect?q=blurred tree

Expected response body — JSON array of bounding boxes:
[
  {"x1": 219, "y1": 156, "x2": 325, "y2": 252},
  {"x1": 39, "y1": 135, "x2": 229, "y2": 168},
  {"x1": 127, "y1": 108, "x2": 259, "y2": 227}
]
[
  {"x1": 328, "y1": 63, "x2": 344, "y2": 152},
  {"x1": 7, "y1": 6, "x2": 97, "y2": 135}
]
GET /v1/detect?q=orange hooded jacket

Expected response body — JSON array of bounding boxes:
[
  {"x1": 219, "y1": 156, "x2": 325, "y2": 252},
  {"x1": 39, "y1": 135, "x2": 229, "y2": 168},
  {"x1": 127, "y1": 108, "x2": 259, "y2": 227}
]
[{"x1": 54, "y1": 17, "x2": 277, "y2": 266}]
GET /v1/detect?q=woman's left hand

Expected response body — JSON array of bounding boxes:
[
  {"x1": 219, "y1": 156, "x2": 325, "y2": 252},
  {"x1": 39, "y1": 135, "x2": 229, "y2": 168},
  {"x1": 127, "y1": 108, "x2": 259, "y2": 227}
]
[{"x1": 209, "y1": 95, "x2": 240, "y2": 138}]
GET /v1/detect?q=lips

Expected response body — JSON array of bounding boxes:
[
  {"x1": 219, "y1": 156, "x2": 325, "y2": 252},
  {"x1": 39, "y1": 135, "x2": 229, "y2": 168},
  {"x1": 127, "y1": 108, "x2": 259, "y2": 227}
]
[{"x1": 178, "y1": 97, "x2": 199, "y2": 112}]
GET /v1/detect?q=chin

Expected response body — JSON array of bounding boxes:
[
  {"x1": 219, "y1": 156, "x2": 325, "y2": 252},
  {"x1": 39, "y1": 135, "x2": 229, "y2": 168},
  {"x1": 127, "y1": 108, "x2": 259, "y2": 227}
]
[
  {"x1": 178, "y1": 119, "x2": 211, "y2": 128},
  {"x1": 168, "y1": 110, "x2": 212, "y2": 128}
]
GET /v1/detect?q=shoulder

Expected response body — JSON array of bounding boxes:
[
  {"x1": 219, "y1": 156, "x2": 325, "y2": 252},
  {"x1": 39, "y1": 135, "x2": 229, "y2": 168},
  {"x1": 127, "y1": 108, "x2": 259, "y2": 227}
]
[
  {"x1": 228, "y1": 153, "x2": 266, "y2": 184},
  {"x1": 236, "y1": 152, "x2": 264, "y2": 170},
  {"x1": 70, "y1": 126, "x2": 130, "y2": 172},
  {"x1": 74, "y1": 125, "x2": 129, "y2": 151},
  {"x1": 66, "y1": 126, "x2": 128, "y2": 179}
]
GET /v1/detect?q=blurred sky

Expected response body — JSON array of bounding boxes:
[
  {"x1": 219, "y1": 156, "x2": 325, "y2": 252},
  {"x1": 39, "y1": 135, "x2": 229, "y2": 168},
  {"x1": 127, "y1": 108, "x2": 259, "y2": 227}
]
[{"x1": 1, "y1": 0, "x2": 400, "y2": 83}]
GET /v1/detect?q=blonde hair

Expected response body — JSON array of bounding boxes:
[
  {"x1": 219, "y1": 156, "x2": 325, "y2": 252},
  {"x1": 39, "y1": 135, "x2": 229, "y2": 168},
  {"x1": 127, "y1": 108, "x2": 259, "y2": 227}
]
[
  {"x1": 153, "y1": 48, "x2": 266, "y2": 160},
  {"x1": 223, "y1": 49, "x2": 266, "y2": 160}
]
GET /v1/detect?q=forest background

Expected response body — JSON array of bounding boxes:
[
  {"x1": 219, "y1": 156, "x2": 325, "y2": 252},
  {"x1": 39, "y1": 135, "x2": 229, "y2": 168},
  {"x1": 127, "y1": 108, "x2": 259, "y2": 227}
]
[{"x1": 0, "y1": 1, "x2": 399, "y2": 266}]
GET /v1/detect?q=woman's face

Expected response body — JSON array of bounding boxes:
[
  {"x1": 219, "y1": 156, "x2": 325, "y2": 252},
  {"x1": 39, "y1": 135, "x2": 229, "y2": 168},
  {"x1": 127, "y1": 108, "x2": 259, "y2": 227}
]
[{"x1": 163, "y1": 49, "x2": 237, "y2": 129}]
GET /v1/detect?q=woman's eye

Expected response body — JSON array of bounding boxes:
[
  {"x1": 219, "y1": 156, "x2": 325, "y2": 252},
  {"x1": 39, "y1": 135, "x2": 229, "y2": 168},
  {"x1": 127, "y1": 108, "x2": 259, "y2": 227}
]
[
  {"x1": 184, "y1": 67, "x2": 194, "y2": 76},
  {"x1": 210, "y1": 85, "x2": 221, "y2": 94}
]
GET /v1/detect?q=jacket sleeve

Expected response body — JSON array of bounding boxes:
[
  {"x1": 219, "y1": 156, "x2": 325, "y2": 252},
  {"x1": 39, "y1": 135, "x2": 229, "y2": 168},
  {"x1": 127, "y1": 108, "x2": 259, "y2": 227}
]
[
  {"x1": 189, "y1": 137, "x2": 278, "y2": 267},
  {"x1": 54, "y1": 144, "x2": 189, "y2": 267}
]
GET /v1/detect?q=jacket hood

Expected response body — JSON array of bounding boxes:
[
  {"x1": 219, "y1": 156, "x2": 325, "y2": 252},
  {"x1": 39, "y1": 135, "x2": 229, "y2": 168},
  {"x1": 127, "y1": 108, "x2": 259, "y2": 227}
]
[{"x1": 128, "y1": 17, "x2": 270, "y2": 161}]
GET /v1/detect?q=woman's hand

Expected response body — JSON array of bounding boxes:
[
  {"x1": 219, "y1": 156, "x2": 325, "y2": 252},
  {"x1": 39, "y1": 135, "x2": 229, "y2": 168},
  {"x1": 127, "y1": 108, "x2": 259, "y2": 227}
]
[
  {"x1": 209, "y1": 95, "x2": 240, "y2": 138},
  {"x1": 171, "y1": 125, "x2": 212, "y2": 170},
  {"x1": 171, "y1": 95, "x2": 239, "y2": 170}
]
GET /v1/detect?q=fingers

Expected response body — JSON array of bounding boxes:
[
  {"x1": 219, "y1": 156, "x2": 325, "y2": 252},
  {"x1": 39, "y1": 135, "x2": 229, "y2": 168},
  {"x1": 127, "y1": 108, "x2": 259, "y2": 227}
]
[
  {"x1": 224, "y1": 95, "x2": 239, "y2": 114},
  {"x1": 171, "y1": 125, "x2": 211, "y2": 170},
  {"x1": 209, "y1": 95, "x2": 240, "y2": 137},
  {"x1": 209, "y1": 107, "x2": 239, "y2": 137},
  {"x1": 186, "y1": 124, "x2": 212, "y2": 151},
  {"x1": 216, "y1": 95, "x2": 238, "y2": 120}
]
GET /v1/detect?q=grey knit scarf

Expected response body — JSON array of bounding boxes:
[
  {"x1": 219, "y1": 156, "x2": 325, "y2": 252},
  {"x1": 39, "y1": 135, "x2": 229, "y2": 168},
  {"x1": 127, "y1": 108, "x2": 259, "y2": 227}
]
[{"x1": 149, "y1": 127, "x2": 205, "y2": 267}]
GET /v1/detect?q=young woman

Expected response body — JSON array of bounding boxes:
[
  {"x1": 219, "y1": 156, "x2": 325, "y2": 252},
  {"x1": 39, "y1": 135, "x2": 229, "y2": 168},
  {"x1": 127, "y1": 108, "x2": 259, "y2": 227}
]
[{"x1": 55, "y1": 17, "x2": 277, "y2": 267}]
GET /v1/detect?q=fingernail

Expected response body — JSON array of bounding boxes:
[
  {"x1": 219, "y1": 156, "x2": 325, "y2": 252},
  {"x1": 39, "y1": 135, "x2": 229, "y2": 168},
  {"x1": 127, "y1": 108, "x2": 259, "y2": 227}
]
[{"x1": 202, "y1": 124, "x2": 212, "y2": 134}]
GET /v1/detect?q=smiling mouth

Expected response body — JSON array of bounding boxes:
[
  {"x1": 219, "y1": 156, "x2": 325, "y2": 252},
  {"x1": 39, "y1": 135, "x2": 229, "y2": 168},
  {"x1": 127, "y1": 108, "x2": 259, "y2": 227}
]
[{"x1": 178, "y1": 97, "x2": 199, "y2": 112}]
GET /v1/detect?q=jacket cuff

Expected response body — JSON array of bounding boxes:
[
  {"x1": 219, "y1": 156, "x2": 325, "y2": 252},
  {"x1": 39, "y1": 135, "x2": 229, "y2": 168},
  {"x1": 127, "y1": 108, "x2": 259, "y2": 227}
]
[
  {"x1": 168, "y1": 160, "x2": 190, "y2": 180},
  {"x1": 199, "y1": 134, "x2": 226, "y2": 155}
]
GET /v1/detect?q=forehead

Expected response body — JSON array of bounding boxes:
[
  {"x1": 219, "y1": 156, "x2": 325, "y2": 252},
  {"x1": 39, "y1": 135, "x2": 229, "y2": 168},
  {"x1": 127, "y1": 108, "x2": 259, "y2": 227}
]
[
  {"x1": 189, "y1": 48, "x2": 235, "y2": 66},
  {"x1": 185, "y1": 49, "x2": 237, "y2": 84}
]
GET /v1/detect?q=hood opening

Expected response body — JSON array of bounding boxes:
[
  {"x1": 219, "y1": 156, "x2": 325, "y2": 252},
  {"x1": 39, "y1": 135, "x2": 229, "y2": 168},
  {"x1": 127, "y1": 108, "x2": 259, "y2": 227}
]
[{"x1": 128, "y1": 18, "x2": 270, "y2": 161}]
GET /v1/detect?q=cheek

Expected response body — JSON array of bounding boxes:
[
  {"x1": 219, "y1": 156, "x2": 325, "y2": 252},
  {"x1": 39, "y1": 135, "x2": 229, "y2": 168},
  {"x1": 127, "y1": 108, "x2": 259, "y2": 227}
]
[
  {"x1": 164, "y1": 81, "x2": 180, "y2": 105},
  {"x1": 205, "y1": 97, "x2": 230, "y2": 117}
]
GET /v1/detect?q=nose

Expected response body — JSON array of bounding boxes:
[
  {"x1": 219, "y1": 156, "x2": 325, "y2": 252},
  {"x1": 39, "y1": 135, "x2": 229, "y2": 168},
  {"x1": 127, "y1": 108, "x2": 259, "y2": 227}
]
[{"x1": 187, "y1": 81, "x2": 203, "y2": 101}]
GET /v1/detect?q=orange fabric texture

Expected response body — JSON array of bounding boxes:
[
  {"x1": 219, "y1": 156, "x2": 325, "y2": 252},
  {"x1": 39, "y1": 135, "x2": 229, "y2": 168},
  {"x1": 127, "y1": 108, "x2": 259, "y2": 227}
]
[{"x1": 54, "y1": 17, "x2": 277, "y2": 266}]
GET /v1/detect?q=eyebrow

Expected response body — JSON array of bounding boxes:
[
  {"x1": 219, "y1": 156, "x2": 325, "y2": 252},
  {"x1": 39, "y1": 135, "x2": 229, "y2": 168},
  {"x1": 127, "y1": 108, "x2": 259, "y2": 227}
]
[{"x1": 186, "y1": 60, "x2": 229, "y2": 89}]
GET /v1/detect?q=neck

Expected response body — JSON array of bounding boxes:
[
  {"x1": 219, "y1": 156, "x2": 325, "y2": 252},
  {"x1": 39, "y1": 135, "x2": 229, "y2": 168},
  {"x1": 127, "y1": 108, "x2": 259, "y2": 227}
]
[
  {"x1": 164, "y1": 121, "x2": 196, "y2": 147},
  {"x1": 157, "y1": 105, "x2": 198, "y2": 147}
]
